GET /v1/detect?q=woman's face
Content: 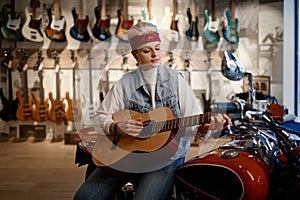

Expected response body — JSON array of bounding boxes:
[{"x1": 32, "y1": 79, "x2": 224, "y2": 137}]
[{"x1": 132, "y1": 43, "x2": 161, "y2": 67}]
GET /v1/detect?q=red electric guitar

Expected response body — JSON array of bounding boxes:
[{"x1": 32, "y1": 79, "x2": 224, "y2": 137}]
[{"x1": 115, "y1": 0, "x2": 134, "y2": 42}]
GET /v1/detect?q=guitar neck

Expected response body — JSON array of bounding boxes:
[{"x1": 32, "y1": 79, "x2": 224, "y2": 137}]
[
  {"x1": 53, "y1": 0, "x2": 61, "y2": 20},
  {"x1": 123, "y1": 0, "x2": 128, "y2": 20},
  {"x1": 38, "y1": 70, "x2": 45, "y2": 102},
  {"x1": 88, "y1": 55, "x2": 93, "y2": 105},
  {"x1": 171, "y1": 0, "x2": 177, "y2": 21},
  {"x1": 191, "y1": 0, "x2": 196, "y2": 22},
  {"x1": 72, "y1": 66, "x2": 77, "y2": 103},
  {"x1": 78, "y1": 0, "x2": 84, "y2": 20},
  {"x1": 8, "y1": 68, "x2": 13, "y2": 101},
  {"x1": 31, "y1": 0, "x2": 37, "y2": 19},
  {"x1": 10, "y1": 0, "x2": 16, "y2": 19},
  {"x1": 100, "y1": 0, "x2": 106, "y2": 20},
  {"x1": 22, "y1": 70, "x2": 29, "y2": 103},
  {"x1": 147, "y1": 0, "x2": 152, "y2": 21},
  {"x1": 153, "y1": 112, "x2": 211, "y2": 134},
  {"x1": 55, "y1": 69, "x2": 61, "y2": 103},
  {"x1": 230, "y1": 0, "x2": 235, "y2": 21},
  {"x1": 211, "y1": 0, "x2": 215, "y2": 20}
]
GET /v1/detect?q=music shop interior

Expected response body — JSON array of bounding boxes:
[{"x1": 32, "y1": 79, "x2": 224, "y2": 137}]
[{"x1": 0, "y1": 0, "x2": 300, "y2": 199}]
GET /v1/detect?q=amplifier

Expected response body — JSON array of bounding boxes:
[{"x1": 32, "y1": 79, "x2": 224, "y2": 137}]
[
  {"x1": 64, "y1": 131, "x2": 81, "y2": 145},
  {"x1": 19, "y1": 124, "x2": 46, "y2": 139}
]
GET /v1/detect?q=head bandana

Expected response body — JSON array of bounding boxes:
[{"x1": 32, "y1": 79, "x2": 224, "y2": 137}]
[{"x1": 129, "y1": 32, "x2": 161, "y2": 50}]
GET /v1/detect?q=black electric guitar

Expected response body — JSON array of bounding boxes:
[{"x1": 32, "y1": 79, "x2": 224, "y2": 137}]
[
  {"x1": 45, "y1": 0, "x2": 66, "y2": 42},
  {"x1": 93, "y1": 0, "x2": 111, "y2": 41},
  {"x1": 16, "y1": 50, "x2": 33, "y2": 121},
  {"x1": 31, "y1": 50, "x2": 48, "y2": 122},
  {"x1": 0, "y1": 50, "x2": 18, "y2": 121},
  {"x1": 1, "y1": 0, "x2": 23, "y2": 41},
  {"x1": 70, "y1": 0, "x2": 90, "y2": 42},
  {"x1": 115, "y1": 0, "x2": 134, "y2": 42},
  {"x1": 203, "y1": 0, "x2": 220, "y2": 44},
  {"x1": 92, "y1": 107, "x2": 211, "y2": 167},
  {"x1": 185, "y1": 0, "x2": 199, "y2": 41},
  {"x1": 223, "y1": 0, "x2": 239, "y2": 44},
  {"x1": 21, "y1": 0, "x2": 44, "y2": 42}
]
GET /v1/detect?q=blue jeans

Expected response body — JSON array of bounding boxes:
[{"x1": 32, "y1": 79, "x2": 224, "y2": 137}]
[{"x1": 73, "y1": 160, "x2": 178, "y2": 200}]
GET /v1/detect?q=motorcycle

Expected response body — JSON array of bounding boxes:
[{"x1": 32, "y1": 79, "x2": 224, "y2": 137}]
[{"x1": 174, "y1": 51, "x2": 300, "y2": 200}]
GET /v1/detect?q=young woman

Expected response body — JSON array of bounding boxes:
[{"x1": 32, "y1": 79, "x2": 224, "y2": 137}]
[{"x1": 74, "y1": 22, "x2": 228, "y2": 200}]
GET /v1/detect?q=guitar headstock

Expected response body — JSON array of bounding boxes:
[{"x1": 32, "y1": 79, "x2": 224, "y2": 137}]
[
  {"x1": 1, "y1": 49, "x2": 13, "y2": 69},
  {"x1": 53, "y1": 50, "x2": 60, "y2": 73},
  {"x1": 34, "y1": 50, "x2": 44, "y2": 71},
  {"x1": 17, "y1": 49, "x2": 29, "y2": 72},
  {"x1": 121, "y1": 50, "x2": 129, "y2": 71},
  {"x1": 100, "y1": 50, "x2": 109, "y2": 70},
  {"x1": 70, "y1": 50, "x2": 78, "y2": 69}
]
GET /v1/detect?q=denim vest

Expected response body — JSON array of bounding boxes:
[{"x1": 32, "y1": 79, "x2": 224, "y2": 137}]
[{"x1": 121, "y1": 64, "x2": 182, "y2": 118}]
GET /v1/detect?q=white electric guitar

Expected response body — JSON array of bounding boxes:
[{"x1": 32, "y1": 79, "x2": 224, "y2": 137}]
[{"x1": 22, "y1": 0, "x2": 44, "y2": 42}]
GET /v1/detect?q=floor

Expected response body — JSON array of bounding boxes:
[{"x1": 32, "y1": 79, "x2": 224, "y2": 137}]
[{"x1": 0, "y1": 135, "x2": 230, "y2": 200}]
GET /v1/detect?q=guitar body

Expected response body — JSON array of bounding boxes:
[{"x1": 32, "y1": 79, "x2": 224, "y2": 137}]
[
  {"x1": 31, "y1": 92, "x2": 48, "y2": 122},
  {"x1": 223, "y1": 9, "x2": 239, "y2": 44},
  {"x1": 1, "y1": 5, "x2": 23, "y2": 41},
  {"x1": 92, "y1": 6, "x2": 111, "y2": 41},
  {"x1": 115, "y1": 9, "x2": 134, "y2": 42},
  {"x1": 70, "y1": 8, "x2": 90, "y2": 42},
  {"x1": 203, "y1": 9, "x2": 220, "y2": 44},
  {"x1": 48, "y1": 92, "x2": 65, "y2": 123},
  {"x1": 0, "y1": 88, "x2": 18, "y2": 121},
  {"x1": 65, "y1": 91, "x2": 82, "y2": 122},
  {"x1": 21, "y1": 6, "x2": 43, "y2": 42},
  {"x1": 186, "y1": 20, "x2": 199, "y2": 42},
  {"x1": 45, "y1": 8, "x2": 66, "y2": 42},
  {"x1": 16, "y1": 90, "x2": 33, "y2": 121}
]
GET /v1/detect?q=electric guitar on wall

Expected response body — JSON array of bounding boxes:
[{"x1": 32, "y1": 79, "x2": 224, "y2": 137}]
[
  {"x1": 16, "y1": 49, "x2": 33, "y2": 121},
  {"x1": 45, "y1": 0, "x2": 66, "y2": 42},
  {"x1": 185, "y1": 0, "x2": 199, "y2": 42},
  {"x1": 21, "y1": 0, "x2": 44, "y2": 42},
  {"x1": 0, "y1": 50, "x2": 18, "y2": 121},
  {"x1": 65, "y1": 50, "x2": 82, "y2": 123},
  {"x1": 115, "y1": 0, "x2": 134, "y2": 42},
  {"x1": 92, "y1": 107, "x2": 211, "y2": 167},
  {"x1": 48, "y1": 51, "x2": 65, "y2": 124},
  {"x1": 31, "y1": 50, "x2": 48, "y2": 122},
  {"x1": 141, "y1": 0, "x2": 156, "y2": 24},
  {"x1": 165, "y1": 0, "x2": 179, "y2": 42},
  {"x1": 1, "y1": 0, "x2": 23, "y2": 41},
  {"x1": 70, "y1": 0, "x2": 90, "y2": 42},
  {"x1": 203, "y1": 0, "x2": 220, "y2": 44},
  {"x1": 223, "y1": 0, "x2": 239, "y2": 44},
  {"x1": 92, "y1": 0, "x2": 111, "y2": 41}
]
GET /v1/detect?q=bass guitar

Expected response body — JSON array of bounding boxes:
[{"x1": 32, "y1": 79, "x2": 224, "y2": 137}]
[
  {"x1": 185, "y1": 0, "x2": 199, "y2": 41},
  {"x1": 45, "y1": 0, "x2": 66, "y2": 42},
  {"x1": 165, "y1": 0, "x2": 179, "y2": 42},
  {"x1": 70, "y1": 0, "x2": 90, "y2": 42},
  {"x1": 21, "y1": 0, "x2": 44, "y2": 42},
  {"x1": 115, "y1": 0, "x2": 134, "y2": 42},
  {"x1": 92, "y1": 107, "x2": 211, "y2": 167},
  {"x1": 1, "y1": 0, "x2": 23, "y2": 41},
  {"x1": 203, "y1": 0, "x2": 220, "y2": 44},
  {"x1": 31, "y1": 50, "x2": 48, "y2": 122},
  {"x1": 223, "y1": 0, "x2": 239, "y2": 44},
  {"x1": 92, "y1": 0, "x2": 111, "y2": 41},
  {"x1": 65, "y1": 50, "x2": 82, "y2": 123},
  {"x1": 0, "y1": 50, "x2": 18, "y2": 121},
  {"x1": 48, "y1": 51, "x2": 65, "y2": 124},
  {"x1": 16, "y1": 50, "x2": 33, "y2": 121}
]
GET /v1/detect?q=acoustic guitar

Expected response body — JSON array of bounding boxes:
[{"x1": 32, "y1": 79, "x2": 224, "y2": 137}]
[
  {"x1": 1, "y1": 0, "x2": 23, "y2": 41},
  {"x1": 185, "y1": 0, "x2": 199, "y2": 41},
  {"x1": 92, "y1": 107, "x2": 211, "y2": 167},
  {"x1": 70, "y1": 0, "x2": 90, "y2": 42},
  {"x1": 115, "y1": 0, "x2": 134, "y2": 42},
  {"x1": 203, "y1": 0, "x2": 220, "y2": 44},
  {"x1": 31, "y1": 50, "x2": 48, "y2": 122},
  {"x1": 223, "y1": 0, "x2": 239, "y2": 44},
  {"x1": 48, "y1": 51, "x2": 65, "y2": 123},
  {"x1": 21, "y1": 0, "x2": 44, "y2": 42},
  {"x1": 92, "y1": 0, "x2": 111, "y2": 41},
  {"x1": 0, "y1": 50, "x2": 18, "y2": 121},
  {"x1": 65, "y1": 50, "x2": 82, "y2": 123},
  {"x1": 45, "y1": 0, "x2": 66, "y2": 42},
  {"x1": 16, "y1": 50, "x2": 33, "y2": 121}
]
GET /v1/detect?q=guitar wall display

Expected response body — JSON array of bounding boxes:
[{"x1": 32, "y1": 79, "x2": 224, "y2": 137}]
[
  {"x1": 31, "y1": 50, "x2": 48, "y2": 122},
  {"x1": 186, "y1": 0, "x2": 199, "y2": 42},
  {"x1": 1, "y1": 0, "x2": 23, "y2": 41},
  {"x1": 16, "y1": 49, "x2": 33, "y2": 121},
  {"x1": 0, "y1": 50, "x2": 18, "y2": 122},
  {"x1": 203, "y1": 0, "x2": 220, "y2": 44},
  {"x1": 21, "y1": 0, "x2": 44, "y2": 42},
  {"x1": 48, "y1": 51, "x2": 66, "y2": 123},
  {"x1": 45, "y1": 0, "x2": 66, "y2": 42},
  {"x1": 115, "y1": 0, "x2": 134, "y2": 42},
  {"x1": 70, "y1": 0, "x2": 90, "y2": 42},
  {"x1": 93, "y1": 0, "x2": 111, "y2": 41},
  {"x1": 223, "y1": 0, "x2": 239, "y2": 44}
]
